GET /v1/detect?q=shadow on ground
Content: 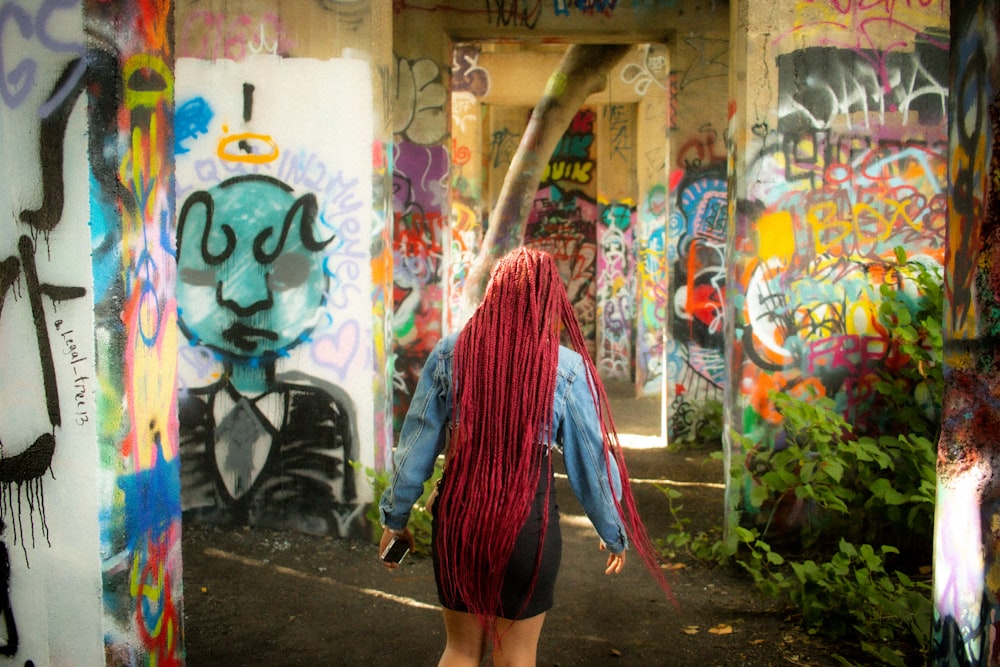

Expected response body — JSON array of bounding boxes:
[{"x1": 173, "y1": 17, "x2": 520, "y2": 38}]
[{"x1": 182, "y1": 392, "x2": 848, "y2": 666}]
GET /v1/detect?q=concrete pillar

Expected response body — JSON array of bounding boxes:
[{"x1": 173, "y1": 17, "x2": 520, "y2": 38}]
[
  {"x1": 173, "y1": 1, "x2": 394, "y2": 538},
  {"x1": 2, "y1": 0, "x2": 393, "y2": 662},
  {"x1": 934, "y1": 2, "x2": 1000, "y2": 663},
  {"x1": 726, "y1": 0, "x2": 949, "y2": 540},
  {"x1": 1, "y1": 0, "x2": 179, "y2": 662}
]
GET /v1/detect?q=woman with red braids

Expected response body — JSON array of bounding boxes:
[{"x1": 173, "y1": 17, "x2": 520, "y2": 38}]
[{"x1": 378, "y1": 247, "x2": 669, "y2": 666}]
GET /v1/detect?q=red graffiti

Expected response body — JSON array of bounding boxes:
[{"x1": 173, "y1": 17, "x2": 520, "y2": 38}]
[
  {"x1": 570, "y1": 108, "x2": 595, "y2": 134},
  {"x1": 130, "y1": 529, "x2": 182, "y2": 666}
]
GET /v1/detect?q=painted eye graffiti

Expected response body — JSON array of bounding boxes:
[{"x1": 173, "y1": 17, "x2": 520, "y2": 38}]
[
  {"x1": 267, "y1": 253, "x2": 310, "y2": 292},
  {"x1": 180, "y1": 267, "x2": 216, "y2": 286}
]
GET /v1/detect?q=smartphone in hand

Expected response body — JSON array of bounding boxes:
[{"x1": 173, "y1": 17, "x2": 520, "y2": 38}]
[{"x1": 380, "y1": 536, "x2": 410, "y2": 564}]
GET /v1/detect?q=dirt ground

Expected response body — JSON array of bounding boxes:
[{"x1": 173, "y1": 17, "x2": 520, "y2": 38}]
[{"x1": 181, "y1": 392, "x2": 858, "y2": 666}]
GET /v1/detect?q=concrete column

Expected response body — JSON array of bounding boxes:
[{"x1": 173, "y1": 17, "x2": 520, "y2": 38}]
[
  {"x1": 726, "y1": 0, "x2": 949, "y2": 541},
  {"x1": 173, "y1": 1, "x2": 394, "y2": 539},
  {"x1": 935, "y1": 2, "x2": 999, "y2": 663}
]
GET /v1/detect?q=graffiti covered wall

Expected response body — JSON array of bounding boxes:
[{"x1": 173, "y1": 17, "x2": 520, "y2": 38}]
[
  {"x1": 391, "y1": 51, "x2": 449, "y2": 430},
  {"x1": 933, "y1": 1, "x2": 1000, "y2": 663},
  {"x1": 0, "y1": 2, "x2": 104, "y2": 662},
  {"x1": 392, "y1": 1, "x2": 721, "y2": 419},
  {"x1": 528, "y1": 107, "x2": 601, "y2": 357},
  {"x1": 728, "y1": 0, "x2": 949, "y2": 524},
  {"x1": 174, "y1": 54, "x2": 376, "y2": 538},
  {"x1": 664, "y1": 32, "x2": 729, "y2": 434},
  {"x1": 2, "y1": 0, "x2": 182, "y2": 663}
]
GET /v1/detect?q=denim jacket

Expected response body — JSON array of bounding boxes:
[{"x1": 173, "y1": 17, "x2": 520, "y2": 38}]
[{"x1": 378, "y1": 333, "x2": 628, "y2": 553}]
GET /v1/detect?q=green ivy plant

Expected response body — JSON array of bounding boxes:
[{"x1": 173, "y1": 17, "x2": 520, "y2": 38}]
[
  {"x1": 661, "y1": 248, "x2": 941, "y2": 666},
  {"x1": 350, "y1": 458, "x2": 444, "y2": 555}
]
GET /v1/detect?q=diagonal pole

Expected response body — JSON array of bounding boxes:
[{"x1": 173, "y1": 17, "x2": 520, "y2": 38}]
[{"x1": 460, "y1": 44, "x2": 632, "y2": 315}]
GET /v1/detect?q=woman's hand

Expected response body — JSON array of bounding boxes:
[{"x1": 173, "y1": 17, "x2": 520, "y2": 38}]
[
  {"x1": 599, "y1": 541, "x2": 626, "y2": 574},
  {"x1": 378, "y1": 527, "x2": 414, "y2": 570}
]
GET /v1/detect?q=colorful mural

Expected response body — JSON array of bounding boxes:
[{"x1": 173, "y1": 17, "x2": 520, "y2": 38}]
[
  {"x1": 660, "y1": 29, "x2": 728, "y2": 429},
  {"x1": 0, "y1": 0, "x2": 182, "y2": 663},
  {"x1": 526, "y1": 108, "x2": 600, "y2": 357},
  {"x1": 174, "y1": 56, "x2": 375, "y2": 537},
  {"x1": 597, "y1": 196, "x2": 637, "y2": 381},
  {"x1": 391, "y1": 140, "x2": 448, "y2": 429},
  {"x1": 728, "y1": 1, "x2": 949, "y2": 522},
  {"x1": 632, "y1": 44, "x2": 672, "y2": 397},
  {"x1": 390, "y1": 51, "x2": 450, "y2": 429},
  {"x1": 666, "y1": 163, "x2": 727, "y2": 438}
]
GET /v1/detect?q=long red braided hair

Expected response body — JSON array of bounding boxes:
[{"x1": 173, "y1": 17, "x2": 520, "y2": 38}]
[{"x1": 435, "y1": 248, "x2": 672, "y2": 626}]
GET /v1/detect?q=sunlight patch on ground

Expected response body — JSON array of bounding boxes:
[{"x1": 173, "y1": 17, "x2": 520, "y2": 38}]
[
  {"x1": 616, "y1": 433, "x2": 666, "y2": 449},
  {"x1": 555, "y1": 471, "x2": 724, "y2": 490}
]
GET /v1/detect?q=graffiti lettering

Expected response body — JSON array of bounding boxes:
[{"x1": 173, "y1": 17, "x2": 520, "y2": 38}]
[
  {"x1": 0, "y1": 0, "x2": 85, "y2": 112},
  {"x1": 776, "y1": 44, "x2": 947, "y2": 132},
  {"x1": 451, "y1": 44, "x2": 491, "y2": 97},
  {"x1": 485, "y1": 0, "x2": 542, "y2": 28},
  {"x1": 393, "y1": 56, "x2": 447, "y2": 145},
  {"x1": 54, "y1": 320, "x2": 91, "y2": 425},
  {"x1": 542, "y1": 108, "x2": 595, "y2": 186},
  {"x1": 490, "y1": 127, "x2": 521, "y2": 169},
  {"x1": 607, "y1": 104, "x2": 631, "y2": 164}
]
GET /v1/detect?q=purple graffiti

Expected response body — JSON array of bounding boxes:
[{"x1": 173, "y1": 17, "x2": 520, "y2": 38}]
[{"x1": 0, "y1": 0, "x2": 85, "y2": 113}]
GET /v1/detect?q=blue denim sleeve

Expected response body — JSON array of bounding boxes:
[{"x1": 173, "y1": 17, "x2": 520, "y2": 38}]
[
  {"x1": 378, "y1": 337, "x2": 453, "y2": 531},
  {"x1": 558, "y1": 352, "x2": 629, "y2": 553}
]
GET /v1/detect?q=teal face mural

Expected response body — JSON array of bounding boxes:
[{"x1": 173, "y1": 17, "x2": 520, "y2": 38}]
[
  {"x1": 176, "y1": 174, "x2": 331, "y2": 366},
  {"x1": 176, "y1": 173, "x2": 361, "y2": 537}
]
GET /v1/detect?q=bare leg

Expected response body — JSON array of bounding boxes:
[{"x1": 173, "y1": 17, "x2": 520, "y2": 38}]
[
  {"x1": 491, "y1": 612, "x2": 547, "y2": 667},
  {"x1": 439, "y1": 609, "x2": 486, "y2": 667}
]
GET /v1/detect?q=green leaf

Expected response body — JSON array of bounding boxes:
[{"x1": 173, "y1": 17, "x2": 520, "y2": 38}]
[{"x1": 824, "y1": 459, "x2": 845, "y2": 482}]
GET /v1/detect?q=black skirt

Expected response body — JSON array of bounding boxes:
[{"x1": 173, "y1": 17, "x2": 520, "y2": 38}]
[{"x1": 432, "y1": 455, "x2": 562, "y2": 620}]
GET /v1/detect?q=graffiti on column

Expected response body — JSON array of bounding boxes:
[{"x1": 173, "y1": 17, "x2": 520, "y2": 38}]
[
  {"x1": 597, "y1": 200, "x2": 636, "y2": 380},
  {"x1": 527, "y1": 186, "x2": 599, "y2": 352},
  {"x1": 735, "y1": 38, "x2": 949, "y2": 409},
  {"x1": 177, "y1": 175, "x2": 358, "y2": 534},
  {"x1": 452, "y1": 44, "x2": 491, "y2": 97},
  {"x1": 390, "y1": 52, "x2": 448, "y2": 426},
  {"x1": 176, "y1": 56, "x2": 374, "y2": 537},
  {"x1": 0, "y1": 1, "x2": 182, "y2": 662},
  {"x1": 393, "y1": 55, "x2": 448, "y2": 146},
  {"x1": 667, "y1": 163, "x2": 726, "y2": 440},
  {"x1": 931, "y1": 3, "x2": 999, "y2": 664},
  {"x1": 88, "y1": 1, "x2": 185, "y2": 662},
  {"x1": 658, "y1": 27, "x2": 728, "y2": 408},
  {"x1": 0, "y1": 2, "x2": 103, "y2": 655},
  {"x1": 731, "y1": 3, "x2": 949, "y2": 537},
  {"x1": 541, "y1": 108, "x2": 596, "y2": 186},
  {"x1": 637, "y1": 184, "x2": 669, "y2": 393},
  {"x1": 447, "y1": 44, "x2": 488, "y2": 336},
  {"x1": 523, "y1": 109, "x2": 600, "y2": 356},
  {"x1": 392, "y1": 142, "x2": 448, "y2": 428}
]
